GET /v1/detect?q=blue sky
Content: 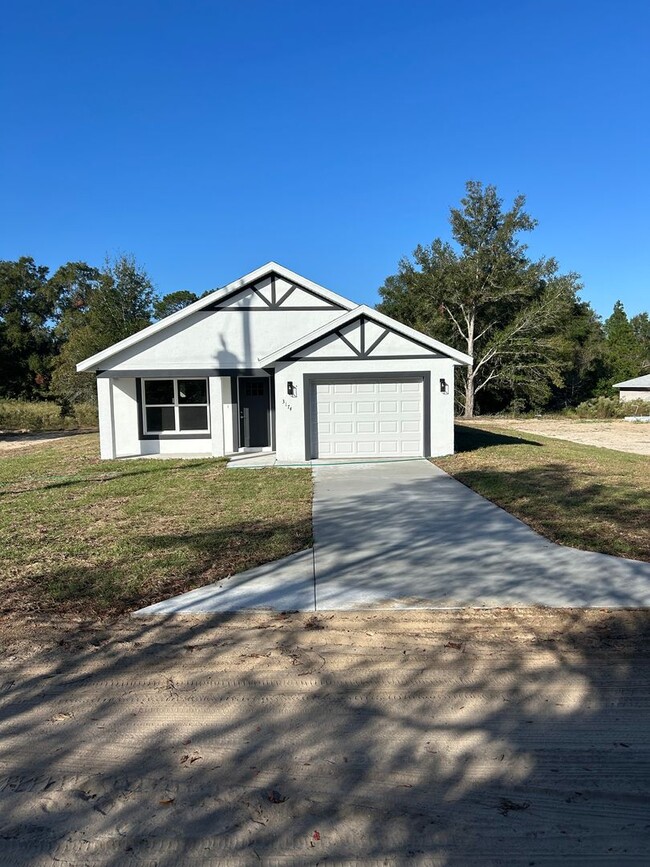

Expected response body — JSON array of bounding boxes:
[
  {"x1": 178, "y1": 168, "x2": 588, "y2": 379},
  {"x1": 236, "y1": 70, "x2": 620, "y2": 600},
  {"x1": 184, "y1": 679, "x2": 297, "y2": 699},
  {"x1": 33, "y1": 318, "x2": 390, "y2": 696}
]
[{"x1": 1, "y1": 0, "x2": 648, "y2": 319}]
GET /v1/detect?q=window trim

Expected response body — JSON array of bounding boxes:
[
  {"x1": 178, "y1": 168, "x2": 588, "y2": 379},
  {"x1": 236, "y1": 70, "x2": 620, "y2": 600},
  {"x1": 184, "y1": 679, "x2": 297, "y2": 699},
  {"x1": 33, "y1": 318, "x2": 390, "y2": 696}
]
[{"x1": 142, "y1": 377, "x2": 210, "y2": 436}]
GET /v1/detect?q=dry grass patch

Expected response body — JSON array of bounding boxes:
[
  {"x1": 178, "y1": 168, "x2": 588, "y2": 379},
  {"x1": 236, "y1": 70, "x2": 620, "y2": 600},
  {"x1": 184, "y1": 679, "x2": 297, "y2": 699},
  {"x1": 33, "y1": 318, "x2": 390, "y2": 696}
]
[
  {"x1": 0, "y1": 434, "x2": 312, "y2": 620},
  {"x1": 436, "y1": 423, "x2": 650, "y2": 562}
]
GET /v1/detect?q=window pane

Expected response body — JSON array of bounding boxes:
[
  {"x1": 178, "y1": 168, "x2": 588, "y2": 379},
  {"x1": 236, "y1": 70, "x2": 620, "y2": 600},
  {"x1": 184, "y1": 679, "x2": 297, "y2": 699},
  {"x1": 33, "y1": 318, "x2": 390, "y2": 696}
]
[
  {"x1": 146, "y1": 406, "x2": 176, "y2": 432},
  {"x1": 179, "y1": 405, "x2": 208, "y2": 431},
  {"x1": 178, "y1": 379, "x2": 207, "y2": 404},
  {"x1": 144, "y1": 379, "x2": 174, "y2": 405}
]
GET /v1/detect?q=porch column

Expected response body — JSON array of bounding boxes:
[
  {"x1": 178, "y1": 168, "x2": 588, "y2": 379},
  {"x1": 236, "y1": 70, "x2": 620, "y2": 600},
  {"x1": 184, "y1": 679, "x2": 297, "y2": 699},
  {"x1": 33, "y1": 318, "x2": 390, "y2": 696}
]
[
  {"x1": 96, "y1": 377, "x2": 116, "y2": 459},
  {"x1": 209, "y1": 376, "x2": 225, "y2": 457}
]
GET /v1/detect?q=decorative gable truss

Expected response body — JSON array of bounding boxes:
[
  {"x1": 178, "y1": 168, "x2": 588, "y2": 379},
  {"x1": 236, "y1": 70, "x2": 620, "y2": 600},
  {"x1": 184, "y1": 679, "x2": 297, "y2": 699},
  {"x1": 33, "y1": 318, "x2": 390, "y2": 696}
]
[
  {"x1": 286, "y1": 315, "x2": 445, "y2": 361},
  {"x1": 204, "y1": 271, "x2": 347, "y2": 312}
]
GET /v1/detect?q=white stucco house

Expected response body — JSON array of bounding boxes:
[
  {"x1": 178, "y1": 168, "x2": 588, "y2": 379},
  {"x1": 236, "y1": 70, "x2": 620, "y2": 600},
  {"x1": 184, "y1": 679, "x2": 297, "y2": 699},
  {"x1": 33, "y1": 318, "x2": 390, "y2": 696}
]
[
  {"x1": 613, "y1": 373, "x2": 650, "y2": 402},
  {"x1": 77, "y1": 263, "x2": 472, "y2": 463}
]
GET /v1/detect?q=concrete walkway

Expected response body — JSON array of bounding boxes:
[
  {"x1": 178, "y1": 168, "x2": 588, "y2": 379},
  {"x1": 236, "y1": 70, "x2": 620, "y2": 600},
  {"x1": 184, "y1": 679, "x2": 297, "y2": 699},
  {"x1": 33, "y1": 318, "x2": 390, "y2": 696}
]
[{"x1": 134, "y1": 460, "x2": 650, "y2": 614}]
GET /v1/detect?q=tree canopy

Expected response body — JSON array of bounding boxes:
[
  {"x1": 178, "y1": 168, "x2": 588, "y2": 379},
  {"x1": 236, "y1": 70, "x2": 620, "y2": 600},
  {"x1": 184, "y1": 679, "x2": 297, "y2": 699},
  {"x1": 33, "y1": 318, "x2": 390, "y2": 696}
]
[
  {"x1": 377, "y1": 181, "x2": 636, "y2": 415},
  {"x1": 1, "y1": 221, "x2": 648, "y2": 414},
  {"x1": 153, "y1": 290, "x2": 199, "y2": 320}
]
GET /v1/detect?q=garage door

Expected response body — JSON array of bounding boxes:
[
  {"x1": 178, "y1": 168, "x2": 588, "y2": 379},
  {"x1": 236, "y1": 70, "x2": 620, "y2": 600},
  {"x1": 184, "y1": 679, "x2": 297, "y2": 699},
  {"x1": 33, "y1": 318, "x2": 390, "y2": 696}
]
[{"x1": 312, "y1": 380, "x2": 424, "y2": 458}]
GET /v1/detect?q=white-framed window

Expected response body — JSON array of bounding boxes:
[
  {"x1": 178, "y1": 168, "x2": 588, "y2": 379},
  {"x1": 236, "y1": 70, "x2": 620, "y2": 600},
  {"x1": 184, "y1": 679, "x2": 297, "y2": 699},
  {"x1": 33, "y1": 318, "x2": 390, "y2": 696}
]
[{"x1": 142, "y1": 378, "x2": 210, "y2": 435}]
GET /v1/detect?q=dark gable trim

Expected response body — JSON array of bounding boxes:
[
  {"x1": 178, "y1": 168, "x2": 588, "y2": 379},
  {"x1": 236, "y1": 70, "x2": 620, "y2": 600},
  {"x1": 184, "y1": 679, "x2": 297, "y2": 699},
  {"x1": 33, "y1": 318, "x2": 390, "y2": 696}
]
[
  {"x1": 203, "y1": 270, "x2": 347, "y2": 312},
  {"x1": 288, "y1": 355, "x2": 442, "y2": 362},
  {"x1": 280, "y1": 315, "x2": 446, "y2": 363}
]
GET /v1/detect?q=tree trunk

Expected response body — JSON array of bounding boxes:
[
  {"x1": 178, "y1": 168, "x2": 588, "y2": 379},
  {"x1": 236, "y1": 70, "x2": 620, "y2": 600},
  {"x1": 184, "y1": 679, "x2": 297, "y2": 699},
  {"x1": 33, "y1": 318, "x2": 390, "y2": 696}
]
[
  {"x1": 463, "y1": 315, "x2": 475, "y2": 418},
  {"x1": 464, "y1": 368, "x2": 475, "y2": 418}
]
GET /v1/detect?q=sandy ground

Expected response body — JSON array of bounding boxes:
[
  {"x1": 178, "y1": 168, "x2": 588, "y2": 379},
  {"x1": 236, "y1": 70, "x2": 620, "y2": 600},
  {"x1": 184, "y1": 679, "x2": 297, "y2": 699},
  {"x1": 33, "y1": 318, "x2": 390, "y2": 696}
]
[
  {"x1": 0, "y1": 430, "x2": 95, "y2": 453},
  {"x1": 467, "y1": 417, "x2": 650, "y2": 455},
  {"x1": 1, "y1": 609, "x2": 649, "y2": 865}
]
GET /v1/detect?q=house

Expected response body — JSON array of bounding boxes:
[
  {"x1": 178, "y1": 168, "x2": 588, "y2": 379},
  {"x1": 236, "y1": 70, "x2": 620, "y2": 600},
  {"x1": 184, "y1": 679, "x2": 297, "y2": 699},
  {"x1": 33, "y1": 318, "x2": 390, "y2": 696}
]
[
  {"x1": 612, "y1": 374, "x2": 650, "y2": 402},
  {"x1": 77, "y1": 263, "x2": 472, "y2": 462}
]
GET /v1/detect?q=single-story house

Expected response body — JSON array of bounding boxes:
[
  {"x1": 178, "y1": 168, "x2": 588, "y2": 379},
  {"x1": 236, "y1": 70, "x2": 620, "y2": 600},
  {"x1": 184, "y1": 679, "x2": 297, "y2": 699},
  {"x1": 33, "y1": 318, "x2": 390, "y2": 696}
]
[
  {"x1": 77, "y1": 263, "x2": 472, "y2": 462},
  {"x1": 612, "y1": 374, "x2": 650, "y2": 402}
]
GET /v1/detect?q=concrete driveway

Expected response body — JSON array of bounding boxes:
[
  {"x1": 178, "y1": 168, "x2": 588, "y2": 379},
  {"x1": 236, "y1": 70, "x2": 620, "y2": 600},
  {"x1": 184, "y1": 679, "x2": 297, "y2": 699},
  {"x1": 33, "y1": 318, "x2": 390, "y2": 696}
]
[{"x1": 135, "y1": 460, "x2": 650, "y2": 614}]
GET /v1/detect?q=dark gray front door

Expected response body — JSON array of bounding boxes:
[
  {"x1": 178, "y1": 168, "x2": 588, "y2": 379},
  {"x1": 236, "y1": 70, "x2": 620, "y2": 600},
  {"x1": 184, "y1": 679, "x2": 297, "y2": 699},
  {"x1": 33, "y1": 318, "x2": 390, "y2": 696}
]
[{"x1": 238, "y1": 378, "x2": 270, "y2": 448}]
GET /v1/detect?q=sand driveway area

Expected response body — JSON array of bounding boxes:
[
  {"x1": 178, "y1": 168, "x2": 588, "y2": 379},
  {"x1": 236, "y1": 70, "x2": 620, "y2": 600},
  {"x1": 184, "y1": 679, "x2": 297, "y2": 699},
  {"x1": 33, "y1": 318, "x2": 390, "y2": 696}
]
[
  {"x1": 469, "y1": 417, "x2": 650, "y2": 455},
  {"x1": 1, "y1": 609, "x2": 648, "y2": 864}
]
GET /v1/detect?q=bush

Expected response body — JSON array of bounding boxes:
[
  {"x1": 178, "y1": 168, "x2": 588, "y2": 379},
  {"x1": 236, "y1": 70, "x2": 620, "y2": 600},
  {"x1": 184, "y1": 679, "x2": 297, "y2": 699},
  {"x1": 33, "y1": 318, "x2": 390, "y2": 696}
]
[
  {"x1": 0, "y1": 400, "x2": 98, "y2": 432},
  {"x1": 567, "y1": 396, "x2": 650, "y2": 419}
]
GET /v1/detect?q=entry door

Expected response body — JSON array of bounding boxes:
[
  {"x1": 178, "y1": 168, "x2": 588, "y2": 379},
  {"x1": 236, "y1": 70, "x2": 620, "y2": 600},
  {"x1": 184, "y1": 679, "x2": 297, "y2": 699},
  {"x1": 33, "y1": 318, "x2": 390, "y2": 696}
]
[{"x1": 238, "y1": 378, "x2": 270, "y2": 448}]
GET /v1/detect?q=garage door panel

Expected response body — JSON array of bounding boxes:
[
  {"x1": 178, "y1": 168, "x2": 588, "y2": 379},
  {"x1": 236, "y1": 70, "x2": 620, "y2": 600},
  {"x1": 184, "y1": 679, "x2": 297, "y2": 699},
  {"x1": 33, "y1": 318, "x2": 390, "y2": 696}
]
[{"x1": 313, "y1": 379, "x2": 424, "y2": 458}]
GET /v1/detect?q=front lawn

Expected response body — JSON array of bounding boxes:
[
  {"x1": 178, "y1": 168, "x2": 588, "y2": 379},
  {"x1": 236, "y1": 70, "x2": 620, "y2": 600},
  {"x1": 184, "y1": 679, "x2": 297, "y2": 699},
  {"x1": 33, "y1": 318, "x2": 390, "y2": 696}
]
[
  {"x1": 0, "y1": 434, "x2": 312, "y2": 619},
  {"x1": 436, "y1": 423, "x2": 650, "y2": 562}
]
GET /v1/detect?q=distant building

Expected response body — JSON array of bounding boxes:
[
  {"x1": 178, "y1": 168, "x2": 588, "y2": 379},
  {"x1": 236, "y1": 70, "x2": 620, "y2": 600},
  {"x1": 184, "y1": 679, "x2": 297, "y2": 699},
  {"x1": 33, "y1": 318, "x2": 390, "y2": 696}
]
[{"x1": 612, "y1": 373, "x2": 650, "y2": 402}]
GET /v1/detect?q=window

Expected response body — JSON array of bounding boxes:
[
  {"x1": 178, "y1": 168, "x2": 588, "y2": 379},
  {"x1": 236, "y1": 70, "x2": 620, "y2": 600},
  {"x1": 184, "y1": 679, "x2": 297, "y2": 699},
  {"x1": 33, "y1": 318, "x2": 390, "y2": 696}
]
[
  {"x1": 143, "y1": 378, "x2": 209, "y2": 434},
  {"x1": 245, "y1": 381, "x2": 265, "y2": 397}
]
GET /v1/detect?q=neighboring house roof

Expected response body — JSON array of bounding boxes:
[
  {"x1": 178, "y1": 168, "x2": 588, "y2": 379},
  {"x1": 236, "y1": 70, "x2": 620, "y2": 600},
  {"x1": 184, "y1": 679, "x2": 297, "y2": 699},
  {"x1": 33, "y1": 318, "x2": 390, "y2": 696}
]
[
  {"x1": 76, "y1": 262, "x2": 355, "y2": 373},
  {"x1": 613, "y1": 374, "x2": 650, "y2": 388},
  {"x1": 259, "y1": 304, "x2": 473, "y2": 366}
]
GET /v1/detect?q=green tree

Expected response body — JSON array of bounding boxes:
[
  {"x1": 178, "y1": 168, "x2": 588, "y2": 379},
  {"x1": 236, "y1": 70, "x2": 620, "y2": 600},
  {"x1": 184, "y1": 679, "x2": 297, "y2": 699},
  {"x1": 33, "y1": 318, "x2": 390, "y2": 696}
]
[
  {"x1": 0, "y1": 257, "x2": 55, "y2": 398},
  {"x1": 549, "y1": 301, "x2": 607, "y2": 408},
  {"x1": 378, "y1": 182, "x2": 582, "y2": 416},
  {"x1": 631, "y1": 311, "x2": 650, "y2": 371},
  {"x1": 600, "y1": 301, "x2": 644, "y2": 388},
  {"x1": 51, "y1": 254, "x2": 154, "y2": 402},
  {"x1": 153, "y1": 290, "x2": 198, "y2": 320}
]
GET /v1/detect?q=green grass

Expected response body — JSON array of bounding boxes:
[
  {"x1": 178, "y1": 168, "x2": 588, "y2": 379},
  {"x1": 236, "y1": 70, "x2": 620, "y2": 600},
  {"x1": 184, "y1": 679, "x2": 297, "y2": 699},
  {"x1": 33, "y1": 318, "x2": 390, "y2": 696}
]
[
  {"x1": 436, "y1": 424, "x2": 650, "y2": 562},
  {"x1": 0, "y1": 434, "x2": 312, "y2": 618}
]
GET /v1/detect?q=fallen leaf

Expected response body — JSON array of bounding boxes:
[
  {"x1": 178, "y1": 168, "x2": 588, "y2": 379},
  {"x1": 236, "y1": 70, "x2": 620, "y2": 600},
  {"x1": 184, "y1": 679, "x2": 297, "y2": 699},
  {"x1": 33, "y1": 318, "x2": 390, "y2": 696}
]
[
  {"x1": 268, "y1": 790, "x2": 287, "y2": 804},
  {"x1": 313, "y1": 831, "x2": 321, "y2": 841},
  {"x1": 159, "y1": 798, "x2": 175, "y2": 806}
]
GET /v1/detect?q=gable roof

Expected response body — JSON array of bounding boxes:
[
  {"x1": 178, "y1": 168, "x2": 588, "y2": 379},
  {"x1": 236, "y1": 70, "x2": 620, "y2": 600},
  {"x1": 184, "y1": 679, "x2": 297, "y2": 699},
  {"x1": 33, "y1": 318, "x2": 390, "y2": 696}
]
[
  {"x1": 613, "y1": 374, "x2": 650, "y2": 388},
  {"x1": 76, "y1": 262, "x2": 355, "y2": 372},
  {"x1": 259, "y1": 305, "x2": 473, "y2": 366}
]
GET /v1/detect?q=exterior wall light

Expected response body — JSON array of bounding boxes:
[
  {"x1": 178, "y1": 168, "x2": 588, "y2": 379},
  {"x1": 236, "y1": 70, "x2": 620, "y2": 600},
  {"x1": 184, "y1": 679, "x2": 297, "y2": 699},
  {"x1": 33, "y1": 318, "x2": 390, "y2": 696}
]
[
  {"x1": 287, "y1": 381, "x2": 296, "y2": 396},
  {"x1": 440, "y1": 378, "x2": 449, "y2": 394}
]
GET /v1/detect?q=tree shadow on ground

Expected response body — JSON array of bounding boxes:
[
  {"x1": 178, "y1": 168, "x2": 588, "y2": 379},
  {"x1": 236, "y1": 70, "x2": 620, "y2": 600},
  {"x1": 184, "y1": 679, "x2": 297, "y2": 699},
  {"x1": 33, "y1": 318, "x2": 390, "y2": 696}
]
[
  {"x1": 451, "y1": 462, "x2": 650, "y2": 561},
  {"x1": 8, "y1": 518, "x2": 312, "y2": 617},
  {"x1": 453, "y1": 424, "x2": 541, "y2": 453},
  {"x1": 0, "y1": 609, "x2": 648, "y2": 864}
]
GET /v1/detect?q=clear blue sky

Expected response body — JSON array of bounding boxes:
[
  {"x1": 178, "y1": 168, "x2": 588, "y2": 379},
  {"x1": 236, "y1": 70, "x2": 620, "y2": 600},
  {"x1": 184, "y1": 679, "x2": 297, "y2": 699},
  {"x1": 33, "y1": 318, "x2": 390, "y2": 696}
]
[{"x1": 1, "y1": 0, "x2": 648, "y2": 319}]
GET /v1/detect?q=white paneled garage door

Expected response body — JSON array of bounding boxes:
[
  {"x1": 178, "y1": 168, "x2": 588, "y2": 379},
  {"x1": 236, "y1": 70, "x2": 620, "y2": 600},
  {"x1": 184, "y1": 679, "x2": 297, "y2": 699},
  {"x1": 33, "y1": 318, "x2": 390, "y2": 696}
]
[{"x1": 312, "y1": 379, "x2": 424, "y2": 458}]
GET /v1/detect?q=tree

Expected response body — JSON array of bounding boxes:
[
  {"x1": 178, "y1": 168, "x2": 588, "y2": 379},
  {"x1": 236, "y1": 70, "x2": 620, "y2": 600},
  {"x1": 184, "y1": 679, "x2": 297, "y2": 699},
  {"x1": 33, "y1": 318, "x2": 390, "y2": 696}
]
[
  {"x1": 153, "y1": 290, "x2": 198, "y2": 320},
  {"x1": 378, "y1": 182, "x2": 582, "y2": 416},
  {"x1": 600, "y1": 301, "x2": 644, "y2": 387},
  {"x1": 0, "y1": 257, "x2": 55, "y2": 398},
  {"x1": 631, "y1": 312, "x2": 650, "y2": 371},
  {"x1": 548, "y1": 300, "x2": 607, "y2": 408},
  {"x1": 50, "y1": 254, "x2": 154, "y2": 402}
]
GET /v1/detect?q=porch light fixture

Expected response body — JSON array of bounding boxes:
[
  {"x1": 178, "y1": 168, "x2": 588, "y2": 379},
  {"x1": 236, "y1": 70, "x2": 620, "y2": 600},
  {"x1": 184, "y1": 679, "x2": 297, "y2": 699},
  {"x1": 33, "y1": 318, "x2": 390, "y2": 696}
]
[
  {"x1": 287, "y1": 381, "x2": 296, "y2": 396},
  {"x1": 440, "y1": 378, "x2": 449, "y2": 394}
]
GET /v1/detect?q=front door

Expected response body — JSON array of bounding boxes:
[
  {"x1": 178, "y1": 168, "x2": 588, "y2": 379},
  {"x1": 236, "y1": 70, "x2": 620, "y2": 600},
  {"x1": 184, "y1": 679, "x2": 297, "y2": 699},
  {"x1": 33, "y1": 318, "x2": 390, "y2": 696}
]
[{"x1": 238, "y1": 377, "x2": 270, "y2": 448}]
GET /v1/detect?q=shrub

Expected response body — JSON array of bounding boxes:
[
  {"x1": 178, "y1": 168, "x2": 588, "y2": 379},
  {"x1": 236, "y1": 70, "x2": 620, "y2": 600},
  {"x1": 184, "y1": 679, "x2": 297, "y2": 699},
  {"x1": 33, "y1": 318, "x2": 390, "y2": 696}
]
[
  {"x1": 567, "y1": 396, "x2": 650, "y2": 419},
  {"x1": 0, "y1": 400, "x2": 98, "y2": 432}
]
